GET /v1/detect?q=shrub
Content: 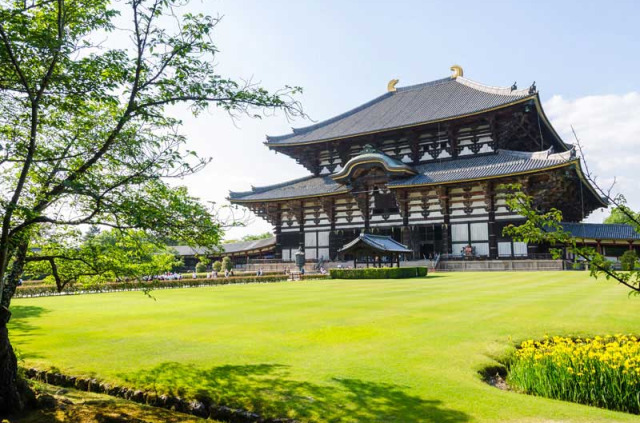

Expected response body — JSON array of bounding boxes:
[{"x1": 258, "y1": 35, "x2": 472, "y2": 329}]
[
  {"x1": 212, "y1": 261, "x2": 222, "y2": 272},
  {"x1": 329, "y1": 267, "x2": 427, "y2": 279},
  {"x1": 620, "y1": 250, "x2": 638, "y2": 271},
  {"x1": 221, "y1": 256, "x2": 232, "y2": 271},
  {"x1": 195, "y1": 262, "x2": 207, "y2": 273},
  {"x1": 14, "y1": 275, "x2": 290, "y2": 298},
  {"x1": 508, "y1": 335, "x2": 640, "y2": 414}
]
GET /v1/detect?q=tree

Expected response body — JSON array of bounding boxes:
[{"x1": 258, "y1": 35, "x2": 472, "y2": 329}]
[
  {"x1": 195, "y1": 255, "x2": 209, "y2": 273},
  {"x1": 241, "y1": 232, "x2": 273, "y2": 241},
  {"x1": 604, "y1": 203, "x2": 640, "y2": 230},
  {"x1": 502, "y1": 184, "x2": 640, "y2": 295},
  {"x1": 0, "y1": 0, "x2": 302, "y2": 412},
  {"x1": 25, "y1": 229, "x2": 179, "y2": 288},
  {"x1": 212, "y1": 260, "x2": 222, "y2": 272},
  {"x1": 221, "y1": 256, "x2": 232, "y2": 272}
]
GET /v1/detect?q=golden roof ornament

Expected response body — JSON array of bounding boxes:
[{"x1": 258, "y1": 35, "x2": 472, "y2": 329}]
[
  {"x1": 387, "y1": 79, "x2": 399, "y2": 92},
  {"x1": 450, "y1": 65, "x2": 463, "y2": 78}
]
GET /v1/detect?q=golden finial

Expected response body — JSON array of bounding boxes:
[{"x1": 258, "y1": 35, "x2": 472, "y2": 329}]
[
  {"x1": 387, "y1": 79, "x2": 399, "y2": 92},
  {"x1": 450, "y1": 65, "x2": 463, "y2": 78}
]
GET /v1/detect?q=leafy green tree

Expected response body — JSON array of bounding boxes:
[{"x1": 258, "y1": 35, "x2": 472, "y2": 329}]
[
  {"x1": 241, "y1": 232, "x2": 273, "y2": 241},
  {"x1": 604, "y1": 202, "x2": 640, "y2": 231},
  {"x1": 620, "y1": 250, "x2": 638, "y2": 271},
  {"x1": 25, "y1": 229, "x2": 179, "y2": 289},
  {"x1": 221, "y1": 256, "x2": 232, "y2": 272},
  {"x1": 0, "y1": 0, "x2": 302, "y2": 412},
  {"x1": 195, "y1": 255, "x2": 209, "y2": 273},
  {"x1": 212, "y1": 260, "x2": 222, "y2": 272},
  {"x1": 502, "y1": 184, "x2": 640, "y2": 295}
]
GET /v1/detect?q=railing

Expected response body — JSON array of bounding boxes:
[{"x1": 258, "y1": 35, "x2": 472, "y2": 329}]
[{"x1": 441, "y1": 253, "x2": 555, "y2": 261}]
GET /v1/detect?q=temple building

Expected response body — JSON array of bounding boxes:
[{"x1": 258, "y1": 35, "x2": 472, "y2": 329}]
[{"x1": 228, "y1": 66, "x2": 609, "y2": 263}]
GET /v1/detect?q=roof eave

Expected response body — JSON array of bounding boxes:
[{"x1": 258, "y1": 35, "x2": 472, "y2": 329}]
[{"x1": 264, "y1": 95, "x2": 538, "y2": 149}]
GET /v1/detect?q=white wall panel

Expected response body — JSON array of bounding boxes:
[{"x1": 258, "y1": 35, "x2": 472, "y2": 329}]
[
  {"x1": 513, "y1": 242, "x2": 528, "y2": 256},
  {"x1": 470, "y1": 223, "x2": 488, "y2": 241},
  {"x1": 451, "y1": 224, "x2": 469, "y2": 242},
  {"x1": 498, "y1": 242, "x2": 512, "y2": 257}
]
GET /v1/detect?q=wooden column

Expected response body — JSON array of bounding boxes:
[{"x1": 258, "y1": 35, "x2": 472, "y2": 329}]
[
  {"x1": 298, "y1": 200, "x2": 305, "y2": 249},
  {"x1": 274, "y1": 208, "x2": 283, "y2": 260},
  {"x1": 439, "y1": 186, "x2": 451, "y2": 254},
  {"x1": 399, "y1": 190, "x2": 412, "y2": 256},
  {"x1": 486, "y1": 182, "x2": 498, "y2": 259}
]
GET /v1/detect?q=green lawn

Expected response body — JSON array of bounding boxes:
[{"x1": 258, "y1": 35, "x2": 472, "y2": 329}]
[{"x1": 8, "y1": 272, "x2": 640, "y2": 422}]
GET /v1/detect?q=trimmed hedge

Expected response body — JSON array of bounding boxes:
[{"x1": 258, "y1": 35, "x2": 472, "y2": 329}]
[
  {"x1": 14, "y1": 275, "x2": 289, "y2": 298},
  {"x1": 329, "y1": 267, "x2": 428, "y2": 279}
]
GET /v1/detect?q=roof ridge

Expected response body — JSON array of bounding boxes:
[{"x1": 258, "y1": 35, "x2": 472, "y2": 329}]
[
  {"x1": 455, "y1": 76, "x2": 533, "y2": 97},
  {"x1": 266, "y1": 78, "x2": 455, "y2": 143}
]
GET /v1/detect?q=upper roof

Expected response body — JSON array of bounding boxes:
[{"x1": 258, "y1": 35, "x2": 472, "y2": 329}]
[
  {"x1": 266, "y1": 76, "x2": 535, "y2": 146},
  {"x1": 229, "y1": 149, "x2": 580, "y2": 202},
  {"x1": 172, "y1": 237, "x2": 276, "y2": 256},
  {"x1": 560, "y1": 223, "x2": 640, "y2": 240},
  {"x1": 339, "y1": 234, "x2": 413, "y2": 254}
]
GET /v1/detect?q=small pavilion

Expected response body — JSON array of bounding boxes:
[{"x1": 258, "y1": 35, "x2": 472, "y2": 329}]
[{"x1": 339, "y1": 234, "x2": 412, "y2": 268}]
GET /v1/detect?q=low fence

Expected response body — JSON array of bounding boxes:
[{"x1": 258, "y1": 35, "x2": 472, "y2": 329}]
[{"x1": 438, "y1": 259, "x2": 563, "y2": 272}]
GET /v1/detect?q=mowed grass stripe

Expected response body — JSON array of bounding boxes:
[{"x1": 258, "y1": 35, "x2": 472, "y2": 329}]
[{"x1": 9, "y1": 272, "x2": 640, "y2": 422}]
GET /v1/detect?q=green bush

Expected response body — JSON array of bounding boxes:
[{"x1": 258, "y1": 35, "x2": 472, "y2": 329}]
[
  {"x1": 329, "y1": 267, "x2": 428, "y2": 279},
  {"x1": 221, "y1": 256, "x2": 232, "y2": 271},
  {"x1": 195, "y1": 262, "x2": 207, "y2": 273},
  {"x1": 620, "y1": 250, "x2": 638, "y2": 271},
  {"x1": 14, "y1": 275, "x2": 290, "y2": 298},
  {"x1": 212, "y1": 261, "x2": 222, "y2": 272}
]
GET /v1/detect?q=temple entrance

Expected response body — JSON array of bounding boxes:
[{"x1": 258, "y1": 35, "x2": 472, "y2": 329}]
[{"x1": 417, "y1": 224, "x2": 444, "y2": 258}]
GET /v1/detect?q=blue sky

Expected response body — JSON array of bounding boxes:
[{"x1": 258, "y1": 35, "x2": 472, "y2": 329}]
[{"x1": 169, "y1": 0, "x2": 640, "y2": 239}]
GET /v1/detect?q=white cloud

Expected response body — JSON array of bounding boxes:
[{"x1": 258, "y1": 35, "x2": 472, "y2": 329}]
[{"x1": 544, "y1": 92, "x2": 640, "y2": 222}]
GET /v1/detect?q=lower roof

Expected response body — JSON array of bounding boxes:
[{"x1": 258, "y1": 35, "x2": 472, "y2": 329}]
[
  {"x1": 173, "y1": 237, "x2": 276, "y2": 257},
  {"x1": 229, "y1": 149, "x2": 580, "y2": 203},
  {"x1": 561, "y1": 223, "x2": 640, "y2": 241},
  {"x1": 339, "y1": 234, "x2": 412, "y2": 254}
]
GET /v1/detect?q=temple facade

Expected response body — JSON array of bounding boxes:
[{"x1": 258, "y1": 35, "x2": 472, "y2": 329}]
[{"x1": 229, "y1": 66, "x2": 607, "y2": 262}]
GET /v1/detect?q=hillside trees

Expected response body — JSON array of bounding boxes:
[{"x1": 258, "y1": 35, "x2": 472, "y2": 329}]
[{"x1": 0, "y1": 0, "x2": 302, "y2": 412}]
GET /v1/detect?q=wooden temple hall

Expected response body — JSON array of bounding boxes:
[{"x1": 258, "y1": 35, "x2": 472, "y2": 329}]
[{"x1": 229, "y1": 66, "x2": 609, "y2": 263}]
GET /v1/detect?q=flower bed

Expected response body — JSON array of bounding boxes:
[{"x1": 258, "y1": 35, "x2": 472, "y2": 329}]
[
  {"x1": 329, "y1": 267, "x2": 427, "y2": 279},
  {"x1": 508, "y1": 335, "x2": 640, "y2": 414}
]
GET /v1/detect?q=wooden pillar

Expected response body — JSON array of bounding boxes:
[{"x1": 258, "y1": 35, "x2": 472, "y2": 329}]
[
  {"x1": 629, "y1": 241, "x2": 634, "y2": 251},
  {"x1": 487, "y1": 182, "x2": 498, "y2": 259},
  {"x1": 364, "y1": 191, "x2": 370, "y2": 232},
  {"x1": 439, "y1": 187, "x2": 451, "y2": 254},
  {"x1": 596, "y1": 240, "x2": 602, "y2": 254},
  {"x1": 298, "y1": 200, "x2": 305, "y2": 249},
  {"x1": 274, "y1": 209, "x2": 283, "y2": 260},
  {"x1": 400, "y1": 190, "x2": 412, "y2": 256}
]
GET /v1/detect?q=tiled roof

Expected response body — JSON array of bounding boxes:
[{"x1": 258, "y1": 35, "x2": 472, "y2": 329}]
[
  {"x1": 339, "y1": 234, "x2": 412, "y2": 254},
  {"x1": 388, "y1": 149, "x2": 575, "y2": 187},
  {"x1": 172, "y1": 237, "x2": 276, "y2": 256},
  {"x1": 267, "y1": 76, "x2": 534, "y2": 146},
  {"x1": 230, "y1": 149, "x2": 576, "y2": 202},
  {"x1": 229, "y1": 175, "x2": 348, "y2": 202},
  {"x1": 560, "y1": 223, "x2": 640, "y2": 240}
]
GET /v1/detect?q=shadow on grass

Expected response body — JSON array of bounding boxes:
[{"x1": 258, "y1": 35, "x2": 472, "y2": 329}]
[
  {"x1": 121, "y1": 362, "x2": 469, "y2": 422},
  {"x1": 7, "y1": 305, "x2": 49, "y2": 359}
]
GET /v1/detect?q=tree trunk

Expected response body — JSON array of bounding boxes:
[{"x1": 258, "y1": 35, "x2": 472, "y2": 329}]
[
  {"x1": 0, "y1": 241, "x2": 33, "y2": 414},
  {"x1": 0, "y1": 306, "x2": 25, "y2": 414}
]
